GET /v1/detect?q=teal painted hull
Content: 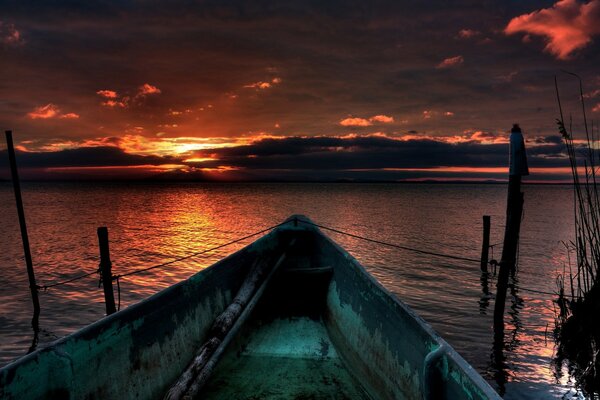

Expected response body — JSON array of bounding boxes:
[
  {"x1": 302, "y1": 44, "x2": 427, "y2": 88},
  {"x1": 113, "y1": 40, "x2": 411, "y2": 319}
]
[{"x1": 0, "y1": 216, "x2": 500, "y2": 399}]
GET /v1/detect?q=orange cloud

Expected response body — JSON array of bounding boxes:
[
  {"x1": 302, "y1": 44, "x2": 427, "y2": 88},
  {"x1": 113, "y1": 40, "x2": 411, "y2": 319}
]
[
  {"x1": 27, "y1": 104, "x2": 79, "y2": 120},
  {"x1": 505, "y1": 0, "x2": 600, "y2": 59},
  {"x1": 27, "y1": 104, "x2": 59, "y2": 119},
  {"x1": 369, "y1": 115, "x2": 394, "y2": 123},
  {"x1": 137, "y1": 83, "x2": 161, "y2": 96},
  {"x1": 59, "y1": 113, "x2": 79, "y2": 119},
  {"x1": 436, "y1": 55, "x2": 464, "y2": 69},
  {"x1": 101, "y1": 99, "x2": 128, "y2": 108},
  {"x1": 97, "y1": 90, "x2": 118, "y2": 98},
  {"x1": 592, "y1": 103, "x2": 600, "y2": 112},
  {"x1": 244, "y1": 77, "x2": 282, "y2": 89},
  {"x1": 340, "y1": 117, "x2": 372, "y2": 126},
  {"x1": 340, "y1": 114, "x2": 395, "y2": 126},
  {"x1": 96, "y1": 84, "x2": 159, "y2": 108}
]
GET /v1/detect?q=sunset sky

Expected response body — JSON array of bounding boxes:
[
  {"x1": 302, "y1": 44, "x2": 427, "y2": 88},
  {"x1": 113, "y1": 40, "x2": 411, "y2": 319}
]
[{"x1": 1, "y1": 0, "x2": 600, "y2": 181}]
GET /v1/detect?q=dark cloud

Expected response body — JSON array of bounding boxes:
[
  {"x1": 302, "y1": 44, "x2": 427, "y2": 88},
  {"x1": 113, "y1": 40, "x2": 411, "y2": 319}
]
[
  {"x1": 0, "y1": 146, "x2": 177, "y2": 168},
  {"x1": 0, "y1": 136, "x2": 570, "y2": 182},
  {"x1": 191, "y1": 135, "x2": 568, "y2": 170}
]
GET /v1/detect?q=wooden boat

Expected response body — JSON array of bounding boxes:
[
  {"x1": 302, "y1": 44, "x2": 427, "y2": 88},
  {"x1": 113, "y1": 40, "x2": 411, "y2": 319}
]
[{"x1": 0, "y1": 215, "x2": 500, "y2": 400}]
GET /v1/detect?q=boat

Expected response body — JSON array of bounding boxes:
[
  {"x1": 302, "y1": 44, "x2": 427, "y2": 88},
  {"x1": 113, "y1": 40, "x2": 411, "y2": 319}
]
[{"x1": 0, "y1": 215, "x2": 500, "y2": 400}]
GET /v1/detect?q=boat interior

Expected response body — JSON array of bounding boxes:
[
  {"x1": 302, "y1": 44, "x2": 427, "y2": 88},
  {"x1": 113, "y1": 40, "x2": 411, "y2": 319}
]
[{"x1": 202, "y1": 230, "x2": 372, "y2": 399}]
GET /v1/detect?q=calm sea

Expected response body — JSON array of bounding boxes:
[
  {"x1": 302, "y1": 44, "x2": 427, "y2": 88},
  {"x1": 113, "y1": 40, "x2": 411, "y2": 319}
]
[{"x1": 0, "y1": 182, "x2": 584, "y2": 399}]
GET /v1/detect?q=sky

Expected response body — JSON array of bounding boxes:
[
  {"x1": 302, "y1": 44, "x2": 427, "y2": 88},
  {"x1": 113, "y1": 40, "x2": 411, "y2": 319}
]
[{"x1": 1, "y1": 0, "x2": 600, "y2": 182}]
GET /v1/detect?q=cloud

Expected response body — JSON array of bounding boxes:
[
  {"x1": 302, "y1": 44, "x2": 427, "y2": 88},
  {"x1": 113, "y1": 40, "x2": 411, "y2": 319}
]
[
  {"x1": 96, "y1": 89, "x2": 128, "y2": 107},
  {"x1": 137, "y1": 83, "x2": 161, "y2": 96},
  {"x1": 457, "y1": 29, "x2": 481, "y2": 39},
  {"x1": 96, "y1": 84, "x2": 160, "y2": 108},
  {"x1": 245, "y1": 81, "x2": 272, "y2": 89},
  {"x1": 243, "y1": 77, "x2": 282, "y2": 89},
  {"x1": 339, "y1": 115, "x2": 395, "y2": 126},
  {"x1": 97, "y1": 90, "x2": 118, "y2": 99},
  {"x1": 436, "y1": 55, "x2": 464, "y2": 69},
  {"x1": 0, "y1": 21, "x2": 23, "y2": 46},
  {"x1": 0, "y1": 134, "x2": 571, "y2": 181},
  {"x1": 340, "y1": 117, "x2": 372, "y2": 126},
  {"x1": 584, "y1": 88, "x2": 600, "y2": 98},
  {"x1": 593, "y1": 103, "x2": 600, "y2": 112},
  {"x1": 59, "y1": 113, "x2": 79, "y2": 119},
  {"x1": 0, "y1": 146, "x2": 176, "y2": 168},
  {"x1": 27, "y1": 104, "x2": 79, "y2": 120},
  {"x1": 27, "y1": 104, "x2": 59, "y2": 119},
  {"x1": 369, "y1": 115, "x2": 394, "y2": 123},
  {"x1": 101, "y1": 99, "x2": 128, "y2": 108},
  {"x1": 186, "y1": 135, "x2": 567, "y2": 171},
  {"x1": 505, "y1": 0, "x2": 600, "y2": 59}
]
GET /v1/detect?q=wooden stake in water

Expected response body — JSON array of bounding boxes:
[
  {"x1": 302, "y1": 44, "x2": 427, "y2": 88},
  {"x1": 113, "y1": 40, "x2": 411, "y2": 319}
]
[
  {"x1": 480, "y1": 215, "x2": 491, "y2": 272},
  {"x1": 5, "y1": 130, "x2": 41, "y2": 321},
  {"x1": 494, "y1": 124, "x2": 529, "y2": 328},
  {"x1": 97, "y1": 227, "x2": 117, "y2": 315}
]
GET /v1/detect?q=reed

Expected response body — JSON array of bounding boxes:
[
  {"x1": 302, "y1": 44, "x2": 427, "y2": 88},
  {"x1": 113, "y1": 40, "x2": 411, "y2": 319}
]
[{"x1": 554, "y1": 72, "x2": 600, "y2": 396}]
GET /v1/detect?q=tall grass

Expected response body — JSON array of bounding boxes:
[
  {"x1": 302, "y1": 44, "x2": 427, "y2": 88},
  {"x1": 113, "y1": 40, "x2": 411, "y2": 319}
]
[
  {"x1": 554, "y1": 73, "x2": 600, "y2": 396},
  {"x1": 555, "y1": 73, "x2": 600, "y2": 304}
]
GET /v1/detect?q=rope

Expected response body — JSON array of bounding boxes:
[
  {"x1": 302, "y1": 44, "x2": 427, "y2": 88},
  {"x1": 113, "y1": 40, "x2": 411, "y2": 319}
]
[
  {"x1": 297, "y1": 219, "x2": 562, "y2": 298},
  {"x1": 297, "y1": 219, "x2": 481, "y2": 263},
  {"x1": 115, "y1": 222, "x2": 286, "y2": 279},
  {"x1": 37, "y1": 269, "x2": 99, "y2": 290},
  {"x1": 36, "y1": 219, "x2": 559, "y2": 303}
]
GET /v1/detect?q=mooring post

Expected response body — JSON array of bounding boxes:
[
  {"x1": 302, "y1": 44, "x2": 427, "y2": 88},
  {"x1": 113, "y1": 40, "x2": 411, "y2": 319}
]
[
  {"x1": 5, "y1": 130, "x2": 41, "y2": 322},
  {"x1": 97, "y1": 227, "x2": 117, "y2": 315},
  {"x1": 480, "y1": 215, "x2": 491, "y2": 272},
  {"x1": 494, "y1": 124, "x2": 528, "y2": 329}
]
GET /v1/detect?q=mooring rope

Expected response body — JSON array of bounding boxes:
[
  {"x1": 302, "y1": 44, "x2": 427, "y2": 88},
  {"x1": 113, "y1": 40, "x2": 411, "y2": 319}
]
[
  {"x1": 296, "y1": 219, "x2": 482, "y2": 263},
  {"x1": 38, "y1": 221, "x2": 286, "y2": 289},
  {"x1": 37, "y1": 218, "x2": 559, "y2": 301},
  {"x1": 114, "y1": 222, "x2": 286, "y2": 279},
  {"x1": 37, "y1": 269, "x2": 99, "y2": 291}
]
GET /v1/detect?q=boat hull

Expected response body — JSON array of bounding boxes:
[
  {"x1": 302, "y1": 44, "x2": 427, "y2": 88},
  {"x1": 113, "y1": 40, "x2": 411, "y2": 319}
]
[{"x1": 0, "y1": 216, "x2": 500, "y2": 400}]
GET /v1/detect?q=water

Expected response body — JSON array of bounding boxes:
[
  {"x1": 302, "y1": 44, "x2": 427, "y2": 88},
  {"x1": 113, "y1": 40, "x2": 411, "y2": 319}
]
[{"x1": 0, "y1": 182, "x2": 584, "y2": 399}]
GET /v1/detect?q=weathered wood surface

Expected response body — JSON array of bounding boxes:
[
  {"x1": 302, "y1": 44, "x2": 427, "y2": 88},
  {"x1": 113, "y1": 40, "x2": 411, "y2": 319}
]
[{"x1": 164, "y1": 241, "x2": 293, "y2": 400}]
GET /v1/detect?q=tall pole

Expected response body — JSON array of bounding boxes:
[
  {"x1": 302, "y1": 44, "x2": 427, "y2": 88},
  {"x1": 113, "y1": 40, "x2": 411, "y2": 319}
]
[
  {"x1": 494, "y1": 124, "x2": 529, "y2": 330},
  {"x1": 5, "y1": 130, "x2": 41, "y2": 321},
  {"x1": 97, "y1": 227, "x2": 117, "y2": 315},
  {"x1": 480, "y1": 215, "x2": 491, "y2": 272}
]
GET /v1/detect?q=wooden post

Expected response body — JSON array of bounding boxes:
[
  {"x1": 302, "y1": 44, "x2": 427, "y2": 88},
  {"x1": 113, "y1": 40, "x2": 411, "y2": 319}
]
[
  {"x1": 97, "y1": 227, "x2": 117, "y2": 315},
  {"x1": 5, "y1": 130, "x2": 41, "y2": 321},
  {"x1": 480, "y1": 215, "x2": 491, "y2": 272},
  {"x1": 494, "y1": 124, "x2": 528, "y2": 329}
]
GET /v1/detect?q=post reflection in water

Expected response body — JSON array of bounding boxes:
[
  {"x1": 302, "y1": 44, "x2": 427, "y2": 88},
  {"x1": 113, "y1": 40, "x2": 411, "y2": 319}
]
[{"x1": 479, "y1": 271, "x2": 492, "y2": 314}]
